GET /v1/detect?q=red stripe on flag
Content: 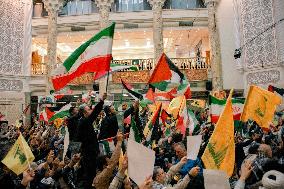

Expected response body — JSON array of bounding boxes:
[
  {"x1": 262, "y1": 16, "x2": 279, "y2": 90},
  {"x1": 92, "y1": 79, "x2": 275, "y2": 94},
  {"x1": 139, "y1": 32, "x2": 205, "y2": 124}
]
[{"x1": 52, "y1": 55, "x2": 112, "y2": 90}]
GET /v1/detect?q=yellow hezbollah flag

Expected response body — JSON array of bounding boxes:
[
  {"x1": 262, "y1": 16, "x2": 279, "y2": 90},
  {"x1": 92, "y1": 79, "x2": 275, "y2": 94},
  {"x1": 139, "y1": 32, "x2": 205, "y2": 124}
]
[
  {"x1": 202, "y1": 90, "x2": 235, "y2": 177},
  {"x1": 190, "y1": 99, "x2": 206, "y2": 109},
  {"x1": 2, "y1": 133, "x2": 35, "y2": 175},
  {"x1": 241, "y1": 85, "x2": 282, "y2": 129},
  {"x1": 167, "y1": 96, "x2": 184, "y2": 119}
]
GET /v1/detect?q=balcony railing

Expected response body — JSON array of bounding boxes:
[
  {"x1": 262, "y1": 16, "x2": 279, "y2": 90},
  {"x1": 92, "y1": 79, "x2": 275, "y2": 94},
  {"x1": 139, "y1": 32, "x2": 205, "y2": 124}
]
[
  {"x1": 31, "y1": 57, "x2": 209, "y2": 75},
  {"x1": 32, "y1": 0, "x2": 205, "y2": 18}
]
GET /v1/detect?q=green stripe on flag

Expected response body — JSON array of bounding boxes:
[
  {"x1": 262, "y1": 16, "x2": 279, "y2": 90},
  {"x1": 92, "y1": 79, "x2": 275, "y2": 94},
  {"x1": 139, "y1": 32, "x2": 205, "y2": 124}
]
[
  {"x1": 210, "y1": 95, "x2": 226, "y2": 105},
  {"x1": 49, "y1": 110, "x2": 69, "y2": 122},
  {"x1": 232, "y1": 98, "x2": 245, "y2": 104},
  {"x1": 63, "y1": 23, "x2": 115, "y2": 71},
  {"x1": 131, "y1": 117, "x2": 142, "y2": 143},
  {"x1": 150, "y1": 81, "x2": 169, "y2": 91}
]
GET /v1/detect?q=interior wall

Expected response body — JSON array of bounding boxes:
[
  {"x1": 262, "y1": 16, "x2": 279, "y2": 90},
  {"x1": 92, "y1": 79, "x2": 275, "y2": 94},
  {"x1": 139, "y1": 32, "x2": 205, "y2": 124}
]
[{"x1": 216, "y1": 0, "x2": 244, "y2": 90}]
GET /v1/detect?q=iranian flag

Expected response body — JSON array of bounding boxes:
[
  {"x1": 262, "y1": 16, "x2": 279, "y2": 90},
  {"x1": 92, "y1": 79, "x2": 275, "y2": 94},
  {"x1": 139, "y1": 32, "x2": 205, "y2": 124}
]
[
  {"x1": 148, "y1": 53, "x2": 186, "y2": 91},
  {"x1": 94, "y1": 63, "x2": 138, "y2": 80},
  {"x1": 209, "y1": 95, "x2": 245, "y2": 123},
  {"x1": 49, "y1": 103, "x2": 71, "y2": 122},
  {"x1": 51, "y1": 23, "x2": 115, "y2": 90}
]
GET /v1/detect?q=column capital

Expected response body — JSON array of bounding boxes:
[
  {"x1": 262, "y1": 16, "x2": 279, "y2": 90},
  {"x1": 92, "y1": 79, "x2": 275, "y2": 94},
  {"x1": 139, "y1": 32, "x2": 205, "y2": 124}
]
[
  {"x1": 42, "y1": 0, "x2": 63, "y2": 13},
  {"x1": 95, "y1": 0, "x2": 114, "y2": 8},
  {"x1": 147, "y1": 0, "x2": 166, "y2": 9},
  {"x1": 204, "y1": 0, "x2": 220, "y2": 6}
]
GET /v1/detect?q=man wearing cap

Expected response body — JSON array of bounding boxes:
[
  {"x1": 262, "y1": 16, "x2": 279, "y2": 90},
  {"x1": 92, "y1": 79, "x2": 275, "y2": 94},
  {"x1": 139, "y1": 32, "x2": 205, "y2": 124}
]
[{"x1": 77, "y1": 93, "x2": 107, "y2": 189}]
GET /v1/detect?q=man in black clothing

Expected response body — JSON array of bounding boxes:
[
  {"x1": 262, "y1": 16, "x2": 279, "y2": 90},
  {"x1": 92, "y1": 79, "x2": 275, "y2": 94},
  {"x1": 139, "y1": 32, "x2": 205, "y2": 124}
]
[
  {"x1": 98, "y1": 105, "x2": 119, "y2": 140},
  {"x1": 67, "y1": 107, "x2": 80, "y2": 142},
  {"x1": 77, "y1": 93, "x2": 106, "y2": 189}
]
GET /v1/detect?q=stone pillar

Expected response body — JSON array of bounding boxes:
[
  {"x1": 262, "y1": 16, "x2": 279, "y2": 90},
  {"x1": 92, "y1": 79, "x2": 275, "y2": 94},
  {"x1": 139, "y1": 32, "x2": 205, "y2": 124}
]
[
  {"x1": 43, "y1": 0, "x2": 62, "y2": 95},
  {"x1": 148, "y1": 0, "x2": 166, "y2": 62},
  {"x1": 95, "y1": 0, "x2": 114, "y2": 96},
  {"x1": 95, "y1": 0, "x2": 114, "y2": 28},
  {"x1": 205, "y1": 0, "x2": 223, "y2": 90}
]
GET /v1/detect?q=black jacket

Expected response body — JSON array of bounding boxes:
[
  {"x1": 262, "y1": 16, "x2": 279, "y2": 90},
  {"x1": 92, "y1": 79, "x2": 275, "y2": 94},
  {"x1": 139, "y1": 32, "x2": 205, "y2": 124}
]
[
  {"x1": 98, "y1": 114, "x2": 118, "y2": 140},
  {"x1": 78, "y1": 100, "x2": 104, "y2": 156},
  {"x1": 67, "y1": 115, "x2": 80, "y2": 142}
]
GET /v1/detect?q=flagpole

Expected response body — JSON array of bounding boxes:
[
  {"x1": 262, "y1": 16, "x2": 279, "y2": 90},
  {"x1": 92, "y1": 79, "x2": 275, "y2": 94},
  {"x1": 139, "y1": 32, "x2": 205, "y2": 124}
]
[{"x1": 105, "y1": 70, "x2": 110, "y2": 94}]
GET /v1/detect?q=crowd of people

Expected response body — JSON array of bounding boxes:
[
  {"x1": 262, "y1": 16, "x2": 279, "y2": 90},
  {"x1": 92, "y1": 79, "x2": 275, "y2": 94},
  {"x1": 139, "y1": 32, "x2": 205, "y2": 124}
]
[{"x1": 1, "y1": 93, "x2": 284, "y2": 189}]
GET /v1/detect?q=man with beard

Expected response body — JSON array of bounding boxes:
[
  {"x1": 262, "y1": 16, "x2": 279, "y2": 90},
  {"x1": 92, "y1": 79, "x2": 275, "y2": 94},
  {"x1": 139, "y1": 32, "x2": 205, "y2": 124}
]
[{"x1": 78, "y1": 93, "x2": 107, "y2": 189}]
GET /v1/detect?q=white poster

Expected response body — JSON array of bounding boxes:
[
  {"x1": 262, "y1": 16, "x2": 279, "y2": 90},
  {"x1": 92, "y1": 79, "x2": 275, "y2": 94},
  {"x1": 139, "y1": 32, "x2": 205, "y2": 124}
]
[
  {"x1": 127, "y1": 139, "x2": 155, "y2": 186},
  {"x1": 187, "y1": 135, "x2": 202, "y2": 160},
  {"x1": 203, "y1": 169, "x2": 230, "y2": 189}
]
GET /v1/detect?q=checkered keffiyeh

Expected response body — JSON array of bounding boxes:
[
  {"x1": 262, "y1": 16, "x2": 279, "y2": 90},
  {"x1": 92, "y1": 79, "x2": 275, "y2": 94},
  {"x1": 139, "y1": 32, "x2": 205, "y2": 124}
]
[{"x1": 152, "y1": 181, "x2": 166, "y2": 189}]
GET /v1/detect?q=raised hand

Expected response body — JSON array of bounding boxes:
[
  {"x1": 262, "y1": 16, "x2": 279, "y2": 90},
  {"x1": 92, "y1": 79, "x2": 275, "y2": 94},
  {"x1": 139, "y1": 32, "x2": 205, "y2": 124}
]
[
  {"x1": 121, "y1": 155, "x2": 128, "y2": 172},
  {"x1": 180, "y1": 156, "x2": 188, "y2": 164},
  {"x1": 240, "y1": 160, "x2": 253, "y2": 181},
  {"x1": 117, "y1": 132, "x2": 124, "y2": 142},
  {"x1": 21, "y1": 168, "x2": 35, "y2": 186},
  {"x1": 188, "y1": 166, "x2": 200, "y2": 177},
  {"x1": 139, "y1": 176, "x2": 153, "y2": 189}
]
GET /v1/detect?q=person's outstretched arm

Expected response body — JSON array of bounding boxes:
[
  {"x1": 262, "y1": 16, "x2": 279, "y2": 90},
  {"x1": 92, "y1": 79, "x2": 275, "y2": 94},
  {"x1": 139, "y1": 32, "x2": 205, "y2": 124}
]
[{"x1": 87, "y1": 93, "x2": 107, "y2": 123}]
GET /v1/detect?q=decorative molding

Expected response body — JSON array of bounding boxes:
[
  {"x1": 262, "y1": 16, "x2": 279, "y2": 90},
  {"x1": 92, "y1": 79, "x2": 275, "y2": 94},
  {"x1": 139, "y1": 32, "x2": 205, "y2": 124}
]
[
  {"x1": 0, "y1": 0, "x2": 26, "y2": 75},
  {"x1": 246, "y1": 70, "x2": 280, "y2": 85},
  {"x1": 184, "y1": 69, "x2": 208, "y2": 81},
  {"x1": 112, "y1": 71, "x2": 151, "y2": 83},
  {"x1": 240, "y1": 0, "x2": 277, "y2": 70},
  {"x1": 0, "y1": 79, "x2": 23, "y2": 91}
]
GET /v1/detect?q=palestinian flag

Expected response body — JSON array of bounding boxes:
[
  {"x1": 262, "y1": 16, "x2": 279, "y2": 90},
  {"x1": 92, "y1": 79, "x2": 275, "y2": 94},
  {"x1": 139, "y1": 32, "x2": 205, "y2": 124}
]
[
  {"x1": 94, "y1": 63, "x2": 138, "y2": 80},
  {"x1": 54, "y1": 94, "x2": 65, "y2": 100},
  {"x1": 22, "y1": 104, "x2": 30, "y2": 115},
  {"x1": 39, "y1": 107, "x2": 54, "y2": 122},
  {"x1": 100, "y1": 139, "x2": 115, "y2": 155},
  {"x1": 143, "y1": 103, "x2": 162, "y2": 141},
  {"x1": 148, "y1": 53, "x2": 186, "y2": 91},
  {"x1": 49, "y1": 103, "x2": 71, "y2": 122},
  {"x1": 176, "y1": 96, "x2": 188, "y2": 136},
  {"x1": 160, "y1": 109, "x2": 171, "y2": 126},
  {"x1": 155, "y1": 88, "x2": 177, "y2": 101},
  {"x1": 51, "y1": 23, "x2": 115, "y2": 90},
  {"x1": 129, "y1": 116, "x2": 142, "y2": 143},
  {"x1": 121, "y1": 79, "x2": 143, "y2": 100},
  {"x1": 268, "y1": 85, "x2": 284, "y2": 96},
  {"x1": 176, "y1": 81, "x2": 191, "y2": 99},
  {"x1": 209, "y1": 95, "x2": 245, "y2": 123},
  {"x1": 140, "y1": 88, "x2": 155, "y2": 107}
]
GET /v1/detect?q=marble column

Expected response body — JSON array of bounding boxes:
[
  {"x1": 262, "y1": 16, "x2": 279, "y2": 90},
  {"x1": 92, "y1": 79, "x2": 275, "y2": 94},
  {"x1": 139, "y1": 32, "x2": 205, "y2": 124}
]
[
  {"x1": 205, "y1": 0, "x2": 223, "y2": 90},
  {"x1": 148, "y1": 0, "x2": 166, "y2": 62},
  {"x1": 95, "y1": 0, "x2": 114, "y2": 28},
  {"x1": 95, "y1": 0, "x2": 114, "y2": 96},
  {"x1": 43, "y1": 0, "x2": 62, "y2": 95}
]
